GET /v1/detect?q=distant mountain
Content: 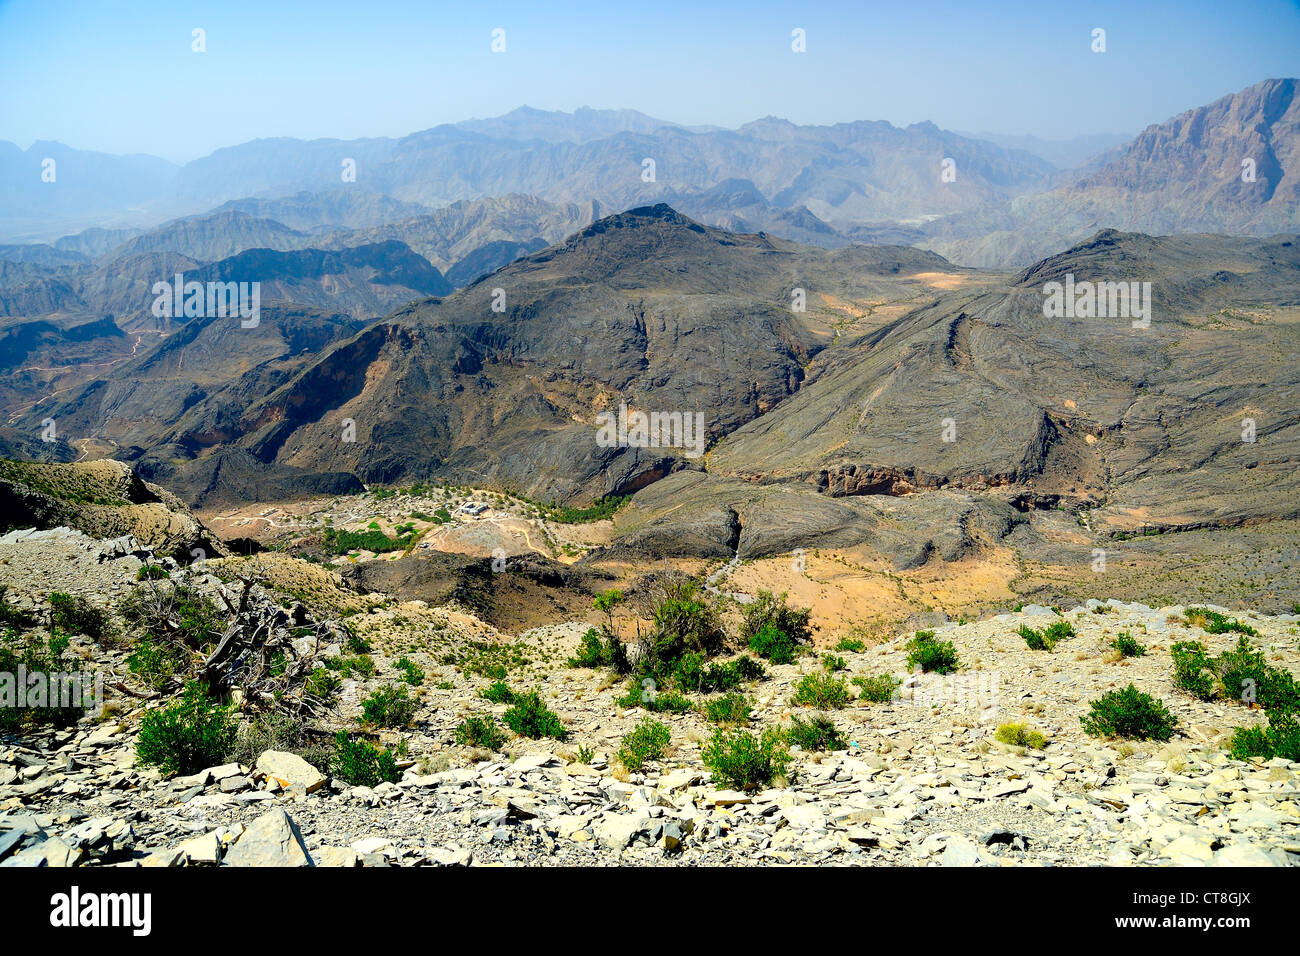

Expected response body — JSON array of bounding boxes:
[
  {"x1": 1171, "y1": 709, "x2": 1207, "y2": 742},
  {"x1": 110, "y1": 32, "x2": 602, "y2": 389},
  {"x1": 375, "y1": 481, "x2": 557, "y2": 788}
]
[
  {"x1": 45, "y1": 205, "x2": 953, "y2": 505},
  {"x1": 214, "y1": 189, "x2": 433, "y2": 232},
  {"x1": 455, "y1": 105, "x2": 702, "y2": 143},
  {"x1": 104, "y1": 210, "x2": 310, "y2": 262},
  {"x1": 0, "y1": 140, "x2": 179, "y2": 241},
  {"x1": 954, "y1": 131, "x2": 1133, "y2": 170},
  {"x1": 6, "y1": 81, "x2": 1299, "y2": 268},
  {"x1": 929, "y1": 78, "x2": 1300, "y2": 266},
  {"x1": 317, "y1": 194, "x2": 603, "y2": 274}
]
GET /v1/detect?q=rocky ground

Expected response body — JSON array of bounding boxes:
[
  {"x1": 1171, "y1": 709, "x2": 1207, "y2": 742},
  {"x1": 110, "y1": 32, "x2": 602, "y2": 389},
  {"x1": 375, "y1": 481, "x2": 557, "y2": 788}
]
[{"x1": 1, "y1": 524, "x2": 1298, "y2": 867}]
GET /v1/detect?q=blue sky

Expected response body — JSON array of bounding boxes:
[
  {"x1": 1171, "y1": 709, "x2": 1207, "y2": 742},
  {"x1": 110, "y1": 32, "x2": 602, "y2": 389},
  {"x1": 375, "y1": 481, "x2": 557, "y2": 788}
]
[{"x1": 2, "y1": 0, "x2": 1298, "y2": 162}]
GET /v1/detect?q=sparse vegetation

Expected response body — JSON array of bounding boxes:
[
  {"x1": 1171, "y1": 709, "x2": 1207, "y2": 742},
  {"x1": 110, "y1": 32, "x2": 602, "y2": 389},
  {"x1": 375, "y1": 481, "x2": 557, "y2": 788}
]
[
  {"x1": 135, "y1": 681, "x2": 238, "y2": 777},
  {"x1": 701, "y1": 727, "x2": 791, "y2": 790},
  {"x1": 454, "y1": 715, "x2": 507, "y2": 751},
  {"x1": 791, "y1": 672, "x2": 849, "y2": 709},
  {"x1": 906, "y1": 630, "x2": 960, "y2": 674},
  {"x1": 1080, "y1": 685, "x2": 1177, "y2": 741},
  {"x1": 617, "y1": 718, "x2": 671, "y2": 770},
  {"x1": 785, "y1": 713, "x2": 846, "y2": 751},
  {"x1": 502, "y1": 690, "x2": 568, "y2": 740}
]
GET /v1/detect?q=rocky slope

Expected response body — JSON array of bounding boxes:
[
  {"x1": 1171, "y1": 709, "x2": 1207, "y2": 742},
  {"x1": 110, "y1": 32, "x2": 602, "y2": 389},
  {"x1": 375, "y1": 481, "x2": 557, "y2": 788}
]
[{"x1": 0, "y1": 517, "x2": 1295, "y2": 868}]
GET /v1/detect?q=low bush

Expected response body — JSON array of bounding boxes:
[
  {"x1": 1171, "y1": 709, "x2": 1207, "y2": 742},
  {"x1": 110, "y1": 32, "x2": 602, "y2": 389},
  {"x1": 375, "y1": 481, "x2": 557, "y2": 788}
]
[
  {"x1": 791, "y1": 672, "x2": 850, "y2": 709},
  {"x1": 479, "y1": 681, "x2": 515, "y2": 704},
  {"x1": 1171, "y1": 641, "x2": 1217, "y2": 700},
  {"x1": 703, "y1": 693, "x2": 752, "y2": 725},
  {"x1": 135, "y1": 681, "x2": 238, "y2": 777},
  {"x1": 785, "y1": 713, "x2": 846, "y2": 751},
  {"x1": 748, "y1": 622, "x2": 800, "y2": 664},
  {"x1": 906, "y1": 631, "x2": 960, "y2": 674},
  {"x1": 1228, "y1": 712, "x2": 1300, "y2": 762},
  {"x1": 502, "y1": 691, "x2": 568, "y2": 740},
  {"x1": 617, "y1": 718, "x2": 671, "y2": 770},
  {"x1": 48, "y1": 592, "x2": 116, "y2": 644},
  {"x1": 702, "y1": 727, "x2": 791, "y2": 790},
  {"x1": 360, "y1": 684, "x2": 417, "y2": 728},
  {"x1": 1111, "y1": 631, "x2": 1146, "y2": 657},
  {"x1": 853, "y1": 673, "x2": 901, "y2": 703},
  {"x1": 454, "y1": 716, "x2": 507, "y2": 751},
  {"x1": 994, "y1": 722, "x2": 1047, "y2": 749},
  {"x1": 1184, "y1": 607, "x2": 1258, "y2": 637},
  {"x1": 330, "y1": 732, "x2": 401, "y2": 786},
  {"x1": 0, "y1": 627, "x2": 87, "y2": 729},
  {"x1": 1080, "y1": 684, "x2": 1177, "y2": 741},
  {"x1": 741, "y1": 590, "x2": 813, "y2": 646},
  {"x1": 232, "y1": 713, "x2": 331, "y2": 772},
  {"x1": 394, "y1": 656, "x2": 425, "y2": 686}
]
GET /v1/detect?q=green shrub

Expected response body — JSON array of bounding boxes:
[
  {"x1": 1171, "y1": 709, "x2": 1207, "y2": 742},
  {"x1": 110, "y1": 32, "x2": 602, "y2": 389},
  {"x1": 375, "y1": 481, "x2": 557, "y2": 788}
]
[
  {"x1": 906, "y1": 631, "x2": 960, "y2": 674},
  {"x1": 1185, "y1": 607, "x2": 1258, "y2": 637},
  {"x1": 1080, "y1": 684, "x2": 1177, "y2": 741},
  {"x1": 127, "y1": 638, "x2": 184, "y2": 691},
  {"x1": 502, "y1": 691, "x2": 568, "y2": 740},
  {"x1": 136, "y1": 564, "x2": 169, "y2": 581},
  {"x1": 454, "y1": 716, "x2": 507, "y2": 751},
  {"x1": 853, "y1": 673, "x2": 901, "y2": 703},
  {"x1": 345, "y1": 633, "x2": 372, "y2": 654},
  {"x1": 1018, "y1": 620, "x2": 1073, "y2": 651},
  {"x1": 360, "y1": 685, "x2": 417, "y2": 728},
  {"x1": 617, "y1": 718, "x2": 671, "y2": 770},
  {"x1": 703, "y1": 693, "x2": 752, "y2": 725},
  {"x1": 616, "y1": 683, "x2": 692, "y2": 713},
  {"x1": 994, "y1": 722, "x2": 1047, "y2": 749},
  {"x1": 48, "y1": 592, "x2": 116, "y2": 644},
  {"x1": 748, "y1": 622, "x2": 799, "y2": 664},
  {"x1": 821, "y1": 653, "x2": 846, "y2": 672},
  {"x1": 791, "y1": 672, "x2": 849, "y2": 709},
  {"x1": 741, "y1": 590, "x2": 812, "y2": 646},
  {"x1": 1171, "y1": 641, "x2": 1217, "y2": 700},
  {"x1": 647, "y1": 581, "x2": 725, "y2": 670},
  {"x1": 568, "y1": 628, "x2": 610, "y2": 668},
  {"x1": 0, "y1": 627, "x2": 87, "y2": 729},
  {"x1": 330, "y1": 732, "x2": 401, "y2": 786},
  {"x1": 702, "y1": 727, "x2": 791, "y2": 790},
  {"x1": 785, "y1": 713, "x2": 846, "y2": 751},
  {"x1": 395, "y1": 656, "x2": 425, "y2": 686},
  {"x1": 479, "y1": 681, "x2": 516, "y2": 704},
  {"x1": 673, "y1": 652, "x2": 765, "y2": 693},
  {"x1": 324, "y1": 653, "x2": 375, "y2": 678},
  {"x1": 304, "y1": 666, "x2": 341, "y2": 700},
  {"x1": 135, "y1": 681, "x2": 238, "y2": 777},
  {"x1": 1217, "y1": 636, "x2": 1300, "y2": 713},
  {"x1": 1112, "y1": 632, "x2": 1146, "y2": 657},
  {"x1": 835, "y1": 637, "x2": 866, "y2": 653},
  {"x1": 1228, "y1": 712, "x2": 1300, "y2": 762}
]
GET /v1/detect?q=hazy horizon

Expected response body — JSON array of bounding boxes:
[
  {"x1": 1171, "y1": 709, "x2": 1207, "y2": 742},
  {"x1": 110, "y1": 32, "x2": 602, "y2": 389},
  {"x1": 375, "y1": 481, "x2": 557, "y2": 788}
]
[{"x1": 2, "y1": 0, "x2": 1298, "y2": 163}]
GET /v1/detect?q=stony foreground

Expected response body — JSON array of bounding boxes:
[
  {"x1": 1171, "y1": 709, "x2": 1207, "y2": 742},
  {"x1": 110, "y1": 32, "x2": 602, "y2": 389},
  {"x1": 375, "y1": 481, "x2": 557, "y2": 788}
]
[{"x1": 1, "y1": 527, "x2": 1298, "y2": 867}]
